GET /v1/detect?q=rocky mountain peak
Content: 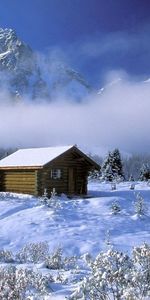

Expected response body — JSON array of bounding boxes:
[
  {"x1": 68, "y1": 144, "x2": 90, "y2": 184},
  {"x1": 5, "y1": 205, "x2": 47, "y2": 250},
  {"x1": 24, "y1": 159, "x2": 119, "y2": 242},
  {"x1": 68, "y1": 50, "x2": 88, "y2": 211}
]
[{"x1": 0, "y1": 28, "x2": 92, "y2": 101}]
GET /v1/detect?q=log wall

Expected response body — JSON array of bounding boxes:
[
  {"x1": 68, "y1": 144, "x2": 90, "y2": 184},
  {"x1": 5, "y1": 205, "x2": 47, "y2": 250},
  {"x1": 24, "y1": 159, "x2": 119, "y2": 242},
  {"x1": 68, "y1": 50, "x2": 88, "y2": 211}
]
[
  {"x1": 2, "y1": 170, "x2": 36, "y2": 195},
  {"x1": 37, "y1": 151, "x2": 89, "y2": 196}
]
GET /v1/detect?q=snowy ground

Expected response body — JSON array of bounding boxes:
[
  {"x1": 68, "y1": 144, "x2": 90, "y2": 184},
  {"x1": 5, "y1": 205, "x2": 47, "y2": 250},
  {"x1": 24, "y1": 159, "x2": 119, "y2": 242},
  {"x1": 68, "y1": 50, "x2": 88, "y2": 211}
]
[{"x1": 0, "y1": 181, "x2": 150, "y2": 298}]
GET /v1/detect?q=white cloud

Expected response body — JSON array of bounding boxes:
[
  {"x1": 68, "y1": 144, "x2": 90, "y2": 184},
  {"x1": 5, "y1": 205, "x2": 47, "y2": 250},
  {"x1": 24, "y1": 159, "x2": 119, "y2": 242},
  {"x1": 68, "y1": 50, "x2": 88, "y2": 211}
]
[
  {"x1": 0, "y1": 75, "x2": 150, "y2": 155},
  {"x1": 78, "y1": 27, "x2": 150, "y2": 59}
]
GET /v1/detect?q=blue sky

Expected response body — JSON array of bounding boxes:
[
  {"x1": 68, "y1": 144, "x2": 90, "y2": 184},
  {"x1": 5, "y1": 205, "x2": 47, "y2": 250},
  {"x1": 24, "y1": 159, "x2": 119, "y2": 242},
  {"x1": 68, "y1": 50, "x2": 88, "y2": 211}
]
[{"x1": 1, "y1": 0, "x2": 150, "y2": 86}]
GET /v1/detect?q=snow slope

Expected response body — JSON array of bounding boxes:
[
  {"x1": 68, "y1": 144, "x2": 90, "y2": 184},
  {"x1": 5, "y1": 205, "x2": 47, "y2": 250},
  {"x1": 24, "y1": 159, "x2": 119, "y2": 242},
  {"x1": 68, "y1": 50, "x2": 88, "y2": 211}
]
[
  {"x1": 0, "y1": 181, "x2": 150, "y2": 298},
  {"x1": 0, "y1": 181, "x2": 150, "y2": 255}
]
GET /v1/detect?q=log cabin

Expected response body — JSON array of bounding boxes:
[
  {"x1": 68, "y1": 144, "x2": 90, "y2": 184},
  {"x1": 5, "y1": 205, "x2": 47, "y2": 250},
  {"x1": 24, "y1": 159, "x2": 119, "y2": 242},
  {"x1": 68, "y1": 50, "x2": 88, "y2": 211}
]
[{"x1": 0, "y1": 145, "x2": 100, "y2": 196}]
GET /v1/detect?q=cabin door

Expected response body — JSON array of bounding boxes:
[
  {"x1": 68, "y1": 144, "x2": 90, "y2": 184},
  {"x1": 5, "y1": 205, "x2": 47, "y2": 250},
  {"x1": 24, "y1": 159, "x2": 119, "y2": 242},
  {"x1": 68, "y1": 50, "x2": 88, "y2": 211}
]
[{"x1": 68, "y1": 168, "x2": 76, "y2": 194}]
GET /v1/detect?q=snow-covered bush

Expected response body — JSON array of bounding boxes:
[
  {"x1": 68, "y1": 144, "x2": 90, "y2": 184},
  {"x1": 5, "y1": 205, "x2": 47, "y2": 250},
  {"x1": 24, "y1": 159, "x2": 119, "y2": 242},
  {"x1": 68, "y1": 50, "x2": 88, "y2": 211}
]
[
  {"x1": 0, "y1": 266, "x2": 50, "y2": 299},
  {"x1": 1, "y1": 242, "x2": 150, "y2": 299},
  {"x1": 110, "y1": 200, "x2": 121, "y2": 215},
  {"x1": 105, "y1": 229, "x2": 111, "y2": 246},
  {"x1": 130, "y1": 183, "x2": 135, "y2": 190},
  {"x1": 70, "y1": 244, "x2": 150, "y2": 299},
  {"x1": 134, "y1": 193, "x2": 146, "y2": 216},
  {"x1": 40, "y1": 188, "x2": 49, "y2": 205},
  {"x1": 111, "y1": 182, "x2": 116, "y2": 190},
  {"x1": 64, "y1": 255, "x2": 78, "y2": 270},
  {"x1": 45, "y1": 247, "x2": 78, "y2": 271},
  {"x1": 0, "y1": 249, "x2": 14, "y2": 263},
  {"x1": 132, "y1": 243, "x2": 150, "y2": 297},
  {"x1": 45, "y1": 247, "x2": 63, "y2": 269},
  {"x1": 16, "y1": 242, "x2": 49, "y2": 263},
  {"x1": 54, "y1": 272, "x2": 68, "y2": 284},
  {"x1": 48, "y1": 188, "x2": 62, "y2": 209},
  {"x1": 70, "y1": 249, "x2": 132, "y2": 299},
  {"x1": 40, "y1": 188, "x2": 62, "y2": 209}
]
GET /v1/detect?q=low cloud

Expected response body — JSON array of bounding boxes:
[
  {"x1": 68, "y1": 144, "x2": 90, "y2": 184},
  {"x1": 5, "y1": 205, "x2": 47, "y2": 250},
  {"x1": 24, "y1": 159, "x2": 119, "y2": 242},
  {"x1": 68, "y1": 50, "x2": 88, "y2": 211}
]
[
  {"x1": 0, "y1": 75, "x2": 150, "y2": 155},
  {"x1": 77, "y1": 24, "x2": 150, "y2": 60}
]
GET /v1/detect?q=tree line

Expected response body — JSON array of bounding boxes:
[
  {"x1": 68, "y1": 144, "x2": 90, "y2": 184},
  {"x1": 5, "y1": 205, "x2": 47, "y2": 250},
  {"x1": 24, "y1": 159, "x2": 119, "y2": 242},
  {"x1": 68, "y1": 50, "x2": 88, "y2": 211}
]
[{"x1": 90, "y1": 149, "x2": 150, "y2": 181}]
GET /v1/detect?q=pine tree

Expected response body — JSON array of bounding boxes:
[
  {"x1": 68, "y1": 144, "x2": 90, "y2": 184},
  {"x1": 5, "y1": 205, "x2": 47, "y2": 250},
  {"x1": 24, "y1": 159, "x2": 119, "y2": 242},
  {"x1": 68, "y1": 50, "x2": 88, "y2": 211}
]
[
  {"x1": 139, "y1": 163, "x2": 150, "y2": 181},
  {"x1": 101, "y1": 151, "x2": 114, "y2": 181},
  {"x1": 134, "y1": 193, "x2": 146, "y2": 216},
  {"x1": 111, "y1": 148, "x2": 124, "y2": 179},
  {"x1": 101, "y1": 149, "x2": 124, "y2": 181}
]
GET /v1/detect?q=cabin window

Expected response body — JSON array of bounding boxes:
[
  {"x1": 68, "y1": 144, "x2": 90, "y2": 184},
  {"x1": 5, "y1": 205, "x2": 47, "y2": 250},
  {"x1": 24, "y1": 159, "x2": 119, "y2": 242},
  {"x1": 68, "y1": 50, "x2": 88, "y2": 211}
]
[{"x1": 51, "y1": 169, "x2": 62, "y2": 179}]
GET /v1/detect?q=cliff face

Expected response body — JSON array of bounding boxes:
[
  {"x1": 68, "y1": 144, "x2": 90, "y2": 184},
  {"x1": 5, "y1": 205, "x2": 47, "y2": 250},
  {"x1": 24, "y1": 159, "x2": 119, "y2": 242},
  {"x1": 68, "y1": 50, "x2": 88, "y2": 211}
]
[{"x1": 0, "y1": 28, "x2": 92, "y2": 101}]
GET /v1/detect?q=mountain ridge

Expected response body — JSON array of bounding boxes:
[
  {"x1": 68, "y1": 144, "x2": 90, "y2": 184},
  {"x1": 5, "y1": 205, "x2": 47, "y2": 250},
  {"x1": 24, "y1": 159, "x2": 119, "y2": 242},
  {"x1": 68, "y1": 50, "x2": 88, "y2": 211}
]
[{"x1": 0, "y1": 28, "x2": 92, "y2": 101}]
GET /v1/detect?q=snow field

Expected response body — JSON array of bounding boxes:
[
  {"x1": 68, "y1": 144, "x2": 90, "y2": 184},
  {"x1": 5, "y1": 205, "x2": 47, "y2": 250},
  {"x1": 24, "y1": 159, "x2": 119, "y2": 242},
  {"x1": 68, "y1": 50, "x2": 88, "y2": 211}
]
[{"x1": 0, "y1": 181, "x2": 150, "y2": 298}]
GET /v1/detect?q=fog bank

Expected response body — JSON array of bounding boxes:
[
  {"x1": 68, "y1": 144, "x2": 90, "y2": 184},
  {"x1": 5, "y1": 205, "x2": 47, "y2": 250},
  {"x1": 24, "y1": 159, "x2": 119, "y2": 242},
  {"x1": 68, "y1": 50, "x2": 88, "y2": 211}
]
[{"x1": 0, "y1": 77, "x2": 150, "y2": 155}]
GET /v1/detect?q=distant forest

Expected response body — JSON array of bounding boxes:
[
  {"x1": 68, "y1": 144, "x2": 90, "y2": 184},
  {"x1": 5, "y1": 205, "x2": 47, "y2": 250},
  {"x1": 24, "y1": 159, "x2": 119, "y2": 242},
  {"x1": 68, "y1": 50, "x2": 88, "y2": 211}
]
[
  {"x1": 90, "y1": 152, "x2": 150, "y2": 181},
  {"x1": 0, "y1": 148, "x2": 16, "y2": 160}
]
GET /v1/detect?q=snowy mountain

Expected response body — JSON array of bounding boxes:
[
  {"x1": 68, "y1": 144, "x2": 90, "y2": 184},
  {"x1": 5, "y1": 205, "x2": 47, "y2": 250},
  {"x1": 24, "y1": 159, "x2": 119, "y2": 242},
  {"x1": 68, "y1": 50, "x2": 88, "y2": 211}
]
[
  {"x1": 98, "y1": 76, "x2": 150, "y2": 95},
  {"x1": 0, "y1": 28, "x2": 92, "y2": 101},
  {"x1": 98, "y1": 77, "x2": 122, "y2": 95}
]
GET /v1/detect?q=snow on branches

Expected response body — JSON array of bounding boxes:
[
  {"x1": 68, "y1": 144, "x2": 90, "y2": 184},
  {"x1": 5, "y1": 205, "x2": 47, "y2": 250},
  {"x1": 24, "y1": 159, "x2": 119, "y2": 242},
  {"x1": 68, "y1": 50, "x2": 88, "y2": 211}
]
[{"x1": 70, "y1": 243, "x2": 150, "y2": 300}]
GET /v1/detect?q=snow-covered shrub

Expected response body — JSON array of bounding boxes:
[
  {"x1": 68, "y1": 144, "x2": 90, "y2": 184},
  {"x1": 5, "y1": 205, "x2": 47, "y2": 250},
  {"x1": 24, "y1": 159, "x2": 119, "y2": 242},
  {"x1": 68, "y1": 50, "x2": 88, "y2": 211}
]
[
  {"x1": 40, "y1": 188, "x2": 49, "y2": 205},
  {"x1": 45, "y1": 247, "x2": 63, "y2": 270},
  {"x1": 134, "y1": 193, "x2": 146, "y2": 216},
  {"x1": 40, "y1": 188, "x2": 62, "y2": 210},
  {"x1": 110, "y1": 200, "x2": 121, "y2": 215},
  {"x1": 70, "y1": 244, "x2": 150, "y2": 300},
  {"x1": 131, "y1": 243, "x2": 150, "y2": 298},
  {"x1": 105, "y1": 229, "x2": 111, "y2": 246},
  {"x1": 132, "y1": 247, "x2": 150, "y2": 298},
  {"x1": 45, "y1": 247, "x2": 78, "y2": 271},
  {"x1": 55, "y1": 272, "x2": 68, "y2": 284},
  {"x1": 16, "y1": 242, "x2": 49, "y2": 263},
  {"x1": 64, "y1": 255, "x2": 78, "y2": 270},
  {"x1": 0, "y1": 266, "x2": 50, "y2": 299},
  {"x1": 47, "y1": 188, "x2": 61, "y2": 208},
  {"x1": 133, "y1": 242, "x2": 150, "y2": 275},
  {"x1": 130, "y1": 183, "x2": 135, "y2": 190},
  {"x1": 111, "y1": 182, "x2": 116, "y2": 190},
  {"x1": 81, "y1": 252, "x2": 93, "y2": 265},
  {"x1": 0, "y1": 249, "x2": 14, "y2": 263},
  {"x1": 70, "y1": 249, "x2": 133, "y2": 299}
]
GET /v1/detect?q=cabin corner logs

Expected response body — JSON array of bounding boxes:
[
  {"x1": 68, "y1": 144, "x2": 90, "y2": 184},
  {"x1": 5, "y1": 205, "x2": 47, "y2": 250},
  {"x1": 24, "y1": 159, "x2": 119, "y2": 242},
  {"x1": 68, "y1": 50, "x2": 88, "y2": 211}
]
[{"x1": 0, "y1": 147, "x2": 100, "y2": 196}]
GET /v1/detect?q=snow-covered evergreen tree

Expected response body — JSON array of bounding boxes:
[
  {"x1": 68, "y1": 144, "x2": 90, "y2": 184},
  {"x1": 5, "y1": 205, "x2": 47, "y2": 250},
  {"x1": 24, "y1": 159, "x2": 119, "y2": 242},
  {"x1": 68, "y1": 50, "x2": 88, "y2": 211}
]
[
  {"x1": 129, "y1": 174, "x2": 134, "y2": 181},
  {"x1": 88, "y1": 169, "x2": 101, "y2": 180},
  {"x1": 101, "y1": 151, "x2": 114, "y2": 181},
  {"x1": 110, "y1": 200, "x2": 121, "y2": 214},
  {"x1": 139, "y1": 163, "x2": 150, "y2": 181},
  {"x1": 123, "y1": 153, "x2": 150, "y2": 180},
  {"x1": 112, "y1": 148, "x2": 124, "y2": 179},
  {"x1": 134, "y1": 193, "x2": 146, "y2": 217},
  {"x1": 101, "y1": 149, "x2": 124, "y2": 182}
]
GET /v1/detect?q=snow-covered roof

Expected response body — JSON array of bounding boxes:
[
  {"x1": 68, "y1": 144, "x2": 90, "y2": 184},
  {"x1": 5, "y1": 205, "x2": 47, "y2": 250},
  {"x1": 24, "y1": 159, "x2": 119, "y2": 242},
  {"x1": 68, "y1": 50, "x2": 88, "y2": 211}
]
[{"x1": 0, "y1": 145, "x2": 74, "y2": 168}]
